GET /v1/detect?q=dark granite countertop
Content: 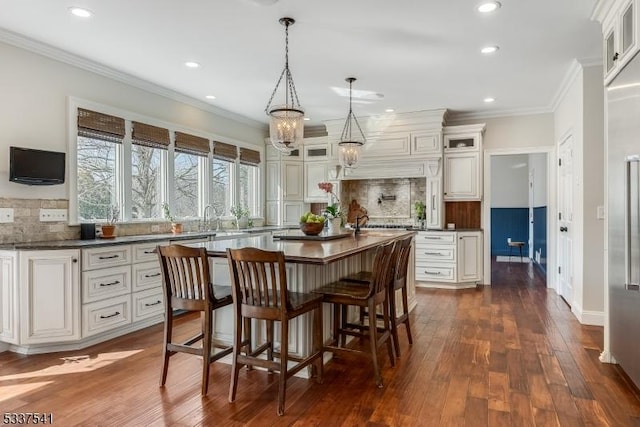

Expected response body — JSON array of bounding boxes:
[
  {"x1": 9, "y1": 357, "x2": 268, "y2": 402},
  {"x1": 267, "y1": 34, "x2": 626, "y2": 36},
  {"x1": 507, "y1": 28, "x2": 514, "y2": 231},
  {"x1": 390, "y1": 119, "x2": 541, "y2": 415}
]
[{"x1": 0, "y1": 226, "x2": 293, "y2": 250}]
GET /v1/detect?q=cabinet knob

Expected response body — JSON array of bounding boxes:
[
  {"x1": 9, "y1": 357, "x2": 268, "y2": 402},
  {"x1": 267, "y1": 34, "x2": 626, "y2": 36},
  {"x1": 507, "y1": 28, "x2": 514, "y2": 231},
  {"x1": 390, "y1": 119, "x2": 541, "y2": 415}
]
[
  {"x1": 72, "y1": 258, "x2": 78, "y2": 263},
  {"x1": 613, "y1": 52, "x2": 619, "y2": 61}
]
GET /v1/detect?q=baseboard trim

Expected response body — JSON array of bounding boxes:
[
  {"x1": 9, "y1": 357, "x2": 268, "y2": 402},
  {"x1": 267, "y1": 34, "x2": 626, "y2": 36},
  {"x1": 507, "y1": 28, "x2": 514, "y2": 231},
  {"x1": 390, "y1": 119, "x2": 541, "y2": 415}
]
[
  {"x1": 571, "y1": 302, "x2": 605, "y2": 326},
  {"x1": 0, "y1": 342, "x2": 9, "y2": 353}
]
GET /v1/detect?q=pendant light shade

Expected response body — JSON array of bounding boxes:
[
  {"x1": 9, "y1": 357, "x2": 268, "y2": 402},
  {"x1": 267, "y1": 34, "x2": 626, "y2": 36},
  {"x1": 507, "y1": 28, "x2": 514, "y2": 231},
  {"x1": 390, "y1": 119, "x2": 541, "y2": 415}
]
[
  {"x1": 265, "y1": 17, "x2": 304, "y2": 154},
  {"x1": 338, "y1": 77, "x2": 365, "y2": 168}
]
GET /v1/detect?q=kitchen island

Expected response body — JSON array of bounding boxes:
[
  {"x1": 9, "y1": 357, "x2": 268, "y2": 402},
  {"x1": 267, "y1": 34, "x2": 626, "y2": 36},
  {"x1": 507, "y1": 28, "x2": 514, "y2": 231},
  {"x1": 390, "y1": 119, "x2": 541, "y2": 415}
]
[{"x1": 186, "y1": 230, "x2": 417, "y2": 370}]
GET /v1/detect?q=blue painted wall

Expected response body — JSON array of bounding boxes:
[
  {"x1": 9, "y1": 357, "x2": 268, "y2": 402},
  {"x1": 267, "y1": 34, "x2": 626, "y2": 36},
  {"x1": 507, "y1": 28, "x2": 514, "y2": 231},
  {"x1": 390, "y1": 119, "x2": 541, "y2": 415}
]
[
  {"x1": 533, "y1": 206, "x2": 547, "y2": 273},
  {"x1": 490, "y1": 208, "x2": 529, "y2": 256}
]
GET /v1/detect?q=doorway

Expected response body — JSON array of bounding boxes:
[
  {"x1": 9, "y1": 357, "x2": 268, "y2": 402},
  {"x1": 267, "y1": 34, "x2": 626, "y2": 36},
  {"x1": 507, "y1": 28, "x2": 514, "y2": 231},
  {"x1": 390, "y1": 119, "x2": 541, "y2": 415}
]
[{"x1": 483, "y1": 148, "x2": 553, "y2": 287}]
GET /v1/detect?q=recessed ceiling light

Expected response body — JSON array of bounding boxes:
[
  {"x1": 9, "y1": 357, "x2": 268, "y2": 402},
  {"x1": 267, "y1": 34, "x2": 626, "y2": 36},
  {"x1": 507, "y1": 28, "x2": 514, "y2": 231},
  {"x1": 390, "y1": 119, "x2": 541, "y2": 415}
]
[
  {"x1": 477, "y1": 1, "x2": 501, "y2": 13},
  {"x1": 484, "y1": 97, "x2": 496, "y2": 103},
  {"x1": 481, "y1": 46, "x2": 499, "y2": 54},
  {"x1": 385, "y1": 108, "x2": 395, "y2": 113},
  {"x1": 303, "y1": 117, "x2": 311, "y2": 121},
  {"x1": 205, "y1": 95, "x2": 216, "y2": 100},
  {"x1": 69, "y1": 7, "x2": 93, "y2": 18},
  {"x1": 184, "y1": 61, "x2": 200, "y2": 68}
]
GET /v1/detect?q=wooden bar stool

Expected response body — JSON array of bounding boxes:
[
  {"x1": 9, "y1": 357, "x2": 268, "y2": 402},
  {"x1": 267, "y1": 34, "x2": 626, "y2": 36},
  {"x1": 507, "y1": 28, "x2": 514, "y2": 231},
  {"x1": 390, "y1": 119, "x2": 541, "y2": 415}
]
[
  {"x1": 341, "y1": 235, "x2": 414, "y2": 357},
  {"x1": 157, "y1": 244, "x2": 233, "y2": 396},
  {"x1": 226, "y1": 247, "x2": 324, "y2": 416},
  {"x1": 313, "y1": 240, "x2": 397, "y2": 388}
]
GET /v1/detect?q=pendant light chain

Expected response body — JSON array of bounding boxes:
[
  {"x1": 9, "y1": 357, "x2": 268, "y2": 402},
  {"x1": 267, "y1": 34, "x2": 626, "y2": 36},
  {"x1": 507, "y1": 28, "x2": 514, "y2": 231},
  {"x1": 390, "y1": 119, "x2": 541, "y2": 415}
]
[{"x1": 265, "y1": 19, "x2": 302, "y2": 114}]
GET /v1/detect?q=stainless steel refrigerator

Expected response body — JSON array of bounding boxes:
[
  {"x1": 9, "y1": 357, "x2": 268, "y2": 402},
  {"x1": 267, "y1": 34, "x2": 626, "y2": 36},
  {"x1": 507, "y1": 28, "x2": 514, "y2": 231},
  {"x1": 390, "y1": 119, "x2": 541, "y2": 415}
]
[{"x1": 608, "y1": 52, "x2": 640, "y2": 388}]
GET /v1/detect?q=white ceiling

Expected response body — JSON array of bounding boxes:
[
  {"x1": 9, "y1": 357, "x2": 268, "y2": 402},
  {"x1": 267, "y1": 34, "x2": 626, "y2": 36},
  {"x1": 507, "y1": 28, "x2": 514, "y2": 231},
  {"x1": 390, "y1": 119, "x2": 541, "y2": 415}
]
[{"x1": 0, "y1": 0, "x2": 602, "y2": 127}]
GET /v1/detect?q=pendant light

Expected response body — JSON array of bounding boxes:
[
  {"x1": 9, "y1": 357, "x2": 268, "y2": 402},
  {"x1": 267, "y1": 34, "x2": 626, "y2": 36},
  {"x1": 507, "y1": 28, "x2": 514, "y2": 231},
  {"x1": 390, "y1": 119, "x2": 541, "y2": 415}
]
[
  {"x1": 338, "y1": 77, "x2": 365, "y2": 168},
  {"x1": 265, "y1": 17, "x2": 304, "y2": 154}
]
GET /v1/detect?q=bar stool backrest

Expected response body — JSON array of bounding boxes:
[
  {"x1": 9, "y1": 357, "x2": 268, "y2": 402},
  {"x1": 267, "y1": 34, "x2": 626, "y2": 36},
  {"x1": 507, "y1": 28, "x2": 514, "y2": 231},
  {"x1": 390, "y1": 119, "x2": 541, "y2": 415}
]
[
  {"x1": 393, "y1": 236, "x2": 414, "y2": 291},
  {"x1": 368, "y1": 240, "x2": 397, "y2": 299},
  {"x1": 226, "y1": 247, "x2": 289, "y2": 321}
]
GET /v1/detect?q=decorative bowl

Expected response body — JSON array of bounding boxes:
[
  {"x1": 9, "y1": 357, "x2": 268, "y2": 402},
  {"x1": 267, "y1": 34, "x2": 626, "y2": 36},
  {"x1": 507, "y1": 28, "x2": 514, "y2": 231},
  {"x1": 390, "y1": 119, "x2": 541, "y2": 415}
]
[{"x1": 299, "y1": 221, "x2": 325, "y2": 236}]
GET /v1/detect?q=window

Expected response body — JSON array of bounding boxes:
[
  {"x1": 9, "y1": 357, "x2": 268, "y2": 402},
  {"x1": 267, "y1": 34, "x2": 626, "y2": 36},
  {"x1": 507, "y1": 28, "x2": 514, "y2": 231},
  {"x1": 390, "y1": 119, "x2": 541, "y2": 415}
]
[
  {"x1": 131, "y1": 145, "x2": 164, "y2": 219},
  {"x1": 72, "y1": 104, "x2": 262, "y2": 224},
  {"x1": 130, "y1": 122, "x2": 169, "y2": 219},
  {"x1": 239, "y1": 147, "x2": 261, "y2": 216},
  {"x1": 77, "y1": 137, "x2": 119, "y2": 220},
  {"x1": 239, "y1": 163, "x2": 259, "y2": 216},
  {"x1": 212, "y1": 158, "x2": 233, "y2": 218},
  {"x1": 76, "y1": 108, "x2": 124, "y2": 221},
  {"x1": 174, "y1": 152, "x2": 202, "y2": 218}
]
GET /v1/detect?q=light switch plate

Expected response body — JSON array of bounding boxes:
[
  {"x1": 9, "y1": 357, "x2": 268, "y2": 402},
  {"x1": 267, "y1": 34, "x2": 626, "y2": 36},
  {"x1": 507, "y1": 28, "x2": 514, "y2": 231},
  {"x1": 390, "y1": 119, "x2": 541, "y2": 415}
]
[
  {"x1": 0, "y1": 208, "x2": 14, "y2": 223},
  {"x1": 597, "y1": 205, "x2": 605, "y2": 220},
  {"x1": 40, "y1": 208, "x2": 68, "y2": 222}
]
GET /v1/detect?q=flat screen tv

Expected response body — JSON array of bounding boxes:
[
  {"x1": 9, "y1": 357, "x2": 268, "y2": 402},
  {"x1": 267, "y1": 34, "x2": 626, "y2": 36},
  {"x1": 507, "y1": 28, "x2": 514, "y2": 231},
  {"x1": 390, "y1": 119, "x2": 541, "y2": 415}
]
[{"x1": 9, "y1": 146, "x2": 65, "y2": 185}]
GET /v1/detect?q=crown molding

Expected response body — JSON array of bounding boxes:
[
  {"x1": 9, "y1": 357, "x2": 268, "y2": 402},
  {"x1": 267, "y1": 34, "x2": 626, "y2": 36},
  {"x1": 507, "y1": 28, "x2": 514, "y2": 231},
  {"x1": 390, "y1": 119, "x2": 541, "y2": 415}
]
[
  {"x1": 591, "y1": 0, "x2": 615, "y2": 24},
  {"x1": 0, "y1": 28, "x2": 267, "y2": 131},
  {"x1": 549, "y1": 59, "x2": 583, "y2": 113},
  {"x1": 447, "y1": 106, "x2": 551, "y2": 123}
]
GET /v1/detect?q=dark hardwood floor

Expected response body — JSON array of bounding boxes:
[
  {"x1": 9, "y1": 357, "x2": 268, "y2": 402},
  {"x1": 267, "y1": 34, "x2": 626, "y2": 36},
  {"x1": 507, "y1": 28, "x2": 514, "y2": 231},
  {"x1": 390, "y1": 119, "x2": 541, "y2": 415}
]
[{"x1": 2, "y1": 258, "x2": 639, "y2": 426}]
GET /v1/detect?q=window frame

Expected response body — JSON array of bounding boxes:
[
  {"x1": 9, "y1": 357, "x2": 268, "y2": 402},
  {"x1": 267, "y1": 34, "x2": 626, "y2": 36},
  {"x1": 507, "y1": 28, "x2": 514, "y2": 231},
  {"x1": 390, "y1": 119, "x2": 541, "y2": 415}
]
[{"x1": 68, "y1": 97, "x2": 263, "y2": 225}]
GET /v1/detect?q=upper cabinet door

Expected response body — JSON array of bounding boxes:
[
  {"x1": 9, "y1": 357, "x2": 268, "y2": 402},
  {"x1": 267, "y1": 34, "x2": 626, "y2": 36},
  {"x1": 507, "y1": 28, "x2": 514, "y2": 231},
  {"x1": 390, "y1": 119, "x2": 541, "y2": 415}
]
[
  {"x1": 601, "y1": 0, "x2": 639, "y2": 84},
  {"x1": 411, "y1": 132, "x2": 442, "y2": 156},
  {"x1": 265, "y1": 162, "x2": 281, "y2": 201},
  {"x1": 304, "y1": 162, "x2": 328, "y2": 202},
  {"x1": 282, "y1": 161, "x2": 304, "y2": 200},
  {"x1": 444, "y1": 152, "x2": 481, "y2": 200}
]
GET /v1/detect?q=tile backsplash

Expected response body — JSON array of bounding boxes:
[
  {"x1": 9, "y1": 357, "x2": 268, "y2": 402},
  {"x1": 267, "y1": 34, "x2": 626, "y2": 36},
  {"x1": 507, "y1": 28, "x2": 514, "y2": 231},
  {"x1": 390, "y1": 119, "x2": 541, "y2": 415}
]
[
  {"x1": 340, "y1": 178, "x2": 426, "y2": 224},
  {"x1": 0, "y1": 198, "x2": 265, "y2": 244}
]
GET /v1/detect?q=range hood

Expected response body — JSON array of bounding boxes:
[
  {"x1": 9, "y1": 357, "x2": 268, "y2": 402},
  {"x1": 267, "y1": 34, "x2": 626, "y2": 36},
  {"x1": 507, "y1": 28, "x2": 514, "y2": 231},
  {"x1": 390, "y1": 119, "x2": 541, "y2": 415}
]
[{"x1": 338, "y1": 158, "x2": 440, "y2": 180}]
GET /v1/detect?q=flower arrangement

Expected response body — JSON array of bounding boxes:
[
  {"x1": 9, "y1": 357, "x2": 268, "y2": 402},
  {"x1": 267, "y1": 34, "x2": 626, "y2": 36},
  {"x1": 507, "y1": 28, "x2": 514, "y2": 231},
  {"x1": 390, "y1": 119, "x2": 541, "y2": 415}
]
[{"x1": 318, "y1": 182, "x2": 342, "y2": 221}]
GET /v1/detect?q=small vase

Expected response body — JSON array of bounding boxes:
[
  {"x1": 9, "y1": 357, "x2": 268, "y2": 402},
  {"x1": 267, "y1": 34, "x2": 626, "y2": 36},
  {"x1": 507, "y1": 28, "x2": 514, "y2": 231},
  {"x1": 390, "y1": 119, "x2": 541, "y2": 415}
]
[{"x1": 328, "y1": 217, "x2": 341, "y2": 234}]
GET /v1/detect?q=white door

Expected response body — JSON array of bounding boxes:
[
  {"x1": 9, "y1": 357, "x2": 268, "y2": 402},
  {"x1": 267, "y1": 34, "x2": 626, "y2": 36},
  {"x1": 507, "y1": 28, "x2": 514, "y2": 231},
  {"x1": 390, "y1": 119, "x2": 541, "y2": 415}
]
[
  {"x1": 557, "y1": 137, "x2": 574, "y2": 305},
  {"x1": 282, "y1": 161, "x2": 304, "y2": 201}
]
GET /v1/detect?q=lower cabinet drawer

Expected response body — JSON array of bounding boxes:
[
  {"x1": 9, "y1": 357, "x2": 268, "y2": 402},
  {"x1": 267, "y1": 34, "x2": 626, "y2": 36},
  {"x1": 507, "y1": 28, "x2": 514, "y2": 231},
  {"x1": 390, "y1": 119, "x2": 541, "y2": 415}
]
[
  {"x1": 132, "y1": 261, "x2": 162, "y2": 292},
  {"x1": 133, "y1": 288, "x2": 165, "y2": 322},
  {"x1": 414, "y1": 246, "x2": 455, "y2": 262},
  {"x1": 82, "y1": 295, "x2": 131, "y2": 337},
  {"x1": 415, "y1": 264, "x2": 455, "y2": 282},
  {"x1": 82, "y1": 265, "x2": 131, "y2": 304}
]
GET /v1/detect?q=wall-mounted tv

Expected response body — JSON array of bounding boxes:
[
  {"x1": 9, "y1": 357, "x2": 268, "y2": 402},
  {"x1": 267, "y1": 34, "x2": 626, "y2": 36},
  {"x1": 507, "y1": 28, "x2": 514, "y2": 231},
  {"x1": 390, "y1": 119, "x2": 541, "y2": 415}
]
[{"x1": 9, "y1": 146, "x2": 66, "y2": 185}]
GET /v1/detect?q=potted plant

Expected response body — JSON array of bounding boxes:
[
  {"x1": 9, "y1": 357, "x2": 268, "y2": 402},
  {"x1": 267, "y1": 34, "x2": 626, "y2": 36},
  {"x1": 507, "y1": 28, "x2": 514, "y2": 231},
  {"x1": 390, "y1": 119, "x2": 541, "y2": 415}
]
[
  {"x1": 101, "y1": 205, "x2": 119, "y2": 238},
  {"x1": 415, "y1": 201, "x2": 426, "y2": 228},
  {"x1": 230, "y1": 205, "x2": 249, "y2": 230},
  {"x1": 162, "y1": 203, "x2": 182, "y2": 234}
]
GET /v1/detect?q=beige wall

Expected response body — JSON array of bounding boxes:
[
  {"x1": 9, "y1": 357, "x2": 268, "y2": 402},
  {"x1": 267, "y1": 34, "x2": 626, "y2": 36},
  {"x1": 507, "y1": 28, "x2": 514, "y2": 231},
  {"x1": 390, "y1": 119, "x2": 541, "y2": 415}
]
[
  {"x1": 451, "y1": 113, "x2": 555, "y2": 149},
  {"x1": 0, "y1": 41, "x2": 266, "y2": 200}
]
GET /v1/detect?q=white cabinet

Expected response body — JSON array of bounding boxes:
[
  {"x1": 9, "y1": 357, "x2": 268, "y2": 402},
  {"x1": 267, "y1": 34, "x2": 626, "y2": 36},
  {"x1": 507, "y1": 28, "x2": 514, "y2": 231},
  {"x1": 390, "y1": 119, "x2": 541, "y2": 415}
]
[
  {"x1": 362, "y1": 133, "x2": 411, "y2": 158},
  {"x1": 303, "y1": 140, "x2": 330, "y2": 162},
  {"x1": 0, "y1": 252, "x2": 18, "y2": 344},
  {"x1": 414, "y1": 231, "x2": 483, "y2": 288},
  {"x1": 266, "y1": 162, "x2": 280, "y2": 201},
  {"x1": 20, "y1": 250, "x2": 81, "y2": 344},
  {"x1": 443, "y1": 124, "x2": 485, "y2": 201},
  {"x1": 599, "y1": 0, "x2": 638, "y2": 84},
  {"x1": 304, "y1": 162, "x2": 328, "y2": 202},
  {"x1": 282, "y1": 202, "x2": 305, "y2": 226},
  {"x1": 457, "y1": 232, "x2": 483, "y2": 282},
  {"x1": 444, "y1": 152, "x2": 481, "y2": 200},
  {"x1": 411, "y1": 132, "x2": 442, "y2": 155},
  {"x1": 282, "y1": 161, "x2": 304, "y2": 200},
  {"x1": 426, "y1": 177, "x2": 443, "y2": 229}
]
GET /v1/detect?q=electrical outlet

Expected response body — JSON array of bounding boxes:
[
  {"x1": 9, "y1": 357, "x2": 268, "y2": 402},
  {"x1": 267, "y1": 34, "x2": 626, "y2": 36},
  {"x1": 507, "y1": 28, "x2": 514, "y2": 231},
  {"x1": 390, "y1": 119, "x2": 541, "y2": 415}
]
[
  {"x1": 40, "y1": 208, "x2": 68, "y2": 222},
  {"x1": 0, "y1": 208, "x2": 14, "y2": 223}
]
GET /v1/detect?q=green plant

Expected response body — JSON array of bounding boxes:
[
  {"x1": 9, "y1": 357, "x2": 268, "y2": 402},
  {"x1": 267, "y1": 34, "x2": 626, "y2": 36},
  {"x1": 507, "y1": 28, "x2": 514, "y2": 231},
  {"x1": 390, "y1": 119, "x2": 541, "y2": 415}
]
[
  {"x1": 415, "y1": 201, "x2": 426, "y2": 220},
  {"x1": 162, "y1": 202, "x2": 175, "y2": 223},
  {"x1": 323, "y1": 203, "x2": 342, "y2": 220},
  {"x1": 230, "y1": 205, "x2": 249, "y2": 220}
]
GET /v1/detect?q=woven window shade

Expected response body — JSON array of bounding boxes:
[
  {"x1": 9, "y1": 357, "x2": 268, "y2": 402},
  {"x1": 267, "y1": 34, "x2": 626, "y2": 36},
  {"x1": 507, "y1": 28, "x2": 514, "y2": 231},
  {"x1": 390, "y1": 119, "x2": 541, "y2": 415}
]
[
  {"x1": 132, "y1": 122, "x2": 170, "y2": 149},
  {"x1": 213, "y1": 141, "x2": 238, "y2": 161},
  {"x1": 175, "y1": 131, "x2": 210, "y2": 156},
  {"x1": 239, "y1": 147, "x2": 261, "y2": 165},
  {"x1": 77, "y1": 108, "x2": 125, "y2": 143}
]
